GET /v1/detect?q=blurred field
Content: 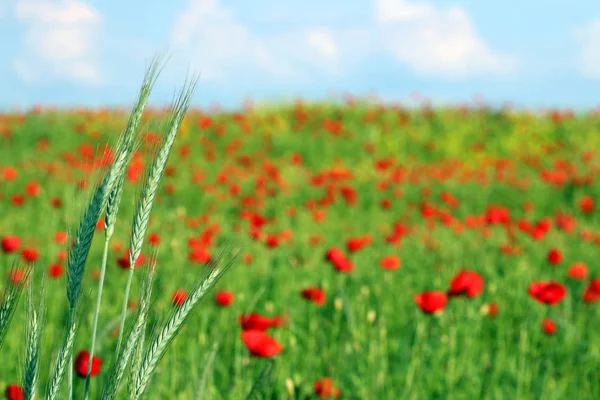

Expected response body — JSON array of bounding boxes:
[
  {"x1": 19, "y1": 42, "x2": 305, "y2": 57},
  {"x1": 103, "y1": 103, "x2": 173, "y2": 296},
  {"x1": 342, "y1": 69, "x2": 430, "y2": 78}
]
[{"x1": 1, "y1": 102, "x2": 600, "y2": 399}]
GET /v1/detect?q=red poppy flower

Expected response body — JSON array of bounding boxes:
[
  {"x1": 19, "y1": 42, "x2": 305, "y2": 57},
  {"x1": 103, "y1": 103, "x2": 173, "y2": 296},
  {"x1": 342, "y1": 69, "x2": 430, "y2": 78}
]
[
  {"x1": 21, "y1": 248, "x2": 39, "y2": 263},
  {"x1": 1, "y1": 236, "x2": 20, "y2": 253},
  {"x1": 25, "y1": 181, "x2": 40, "y2": 197},
  {"x1": 50, "y1": 197, "x2": 63, "y2": 208},
  {"x1": 239, "y1": 313, "x2": 287, "y2": 331},
  {"x1": 265, "y1": 235, "x2": 279, "y2": 248},
  {"x1": 241, "y1": 330, "x2": 282, "y2": 357},
  {"x1": 74, "y1": 350, "x2": 103, "y2": 377},
  {"x1": 485, "y1": 206, "x2": 510, "y2": 225},
  {"x1": 567, "y1": 263, "x2": 588, "y2": 280},
  {"x1": 4, "y1": 384, "x2": 24, "y2": 400},
  {"x1": 528, "y1": 282, "x2": 566, "y2": 305},
  {"x1": 325, "y1": 247, "x2": 353, "y2": 273},
  {"x1": 172, "y1": 290, "x2": 188, "y2": 307},
  {"x1": 415, "y1": 291, "x2": 447, "y2": 314},
  {"x1": 11, "y1": 194, "x2": 24, "y2": 206},
  {"x1": 54, "y1": 231, "x2": 68, "y2": 245},
  {"x1": 380, "y1": 255, "x2": 401, "y2": 271},
  {"x1": 117, "y1": 250, "x2": 145, "y2": 269},
  {"x1": 346, "y1": 235, "x2": 372, "y2": 253},
  {"x1": 2, "y1": 167, "x2": 18, "y2": 181},
  {"x1": 488, "y1": 303, "x2": 499, "y2": 317},
  {"x1": 189, "y1": 247, "x2": 211, "y2": 264},
  {"x1": 148, "y1": 233, "x2": 161, "y2": 246},
  {"x1": 48, "y1": 264, "x2": 64, "y2": 278},
  {"x1": 215, "y1": 291, "x2": 234, "y2": 307},
  {"x1": 580, "y1": 195, "x2": 594, "y2": 213},
  {"x1": 314, "y1": 377, "x2": 341, "y2": 398},
  {"x1": 547, "y1": 248, "x2": 562, "y2": 265},
  {"x1": 301, "y1": 287, "x2": 326, "y2": 306},
  {"x1": 8, "y1": 269, "x2": 25, "y2": 285},
  {"x1": 448, "y1": 270, "x2": 484, "y2": 298},
  {"x1": 583, "y1": 279, "x2": 600, "y2": 303},
  {"x1": 542, "y1": 319, "x2": 556, "y2": 335}
]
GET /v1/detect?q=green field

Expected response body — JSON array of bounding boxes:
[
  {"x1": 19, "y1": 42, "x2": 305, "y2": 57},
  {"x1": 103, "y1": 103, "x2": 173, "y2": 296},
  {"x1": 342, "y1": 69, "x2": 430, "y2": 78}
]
[{"x1": 1, "y1": 91, "x2": 600, "y2": 399}]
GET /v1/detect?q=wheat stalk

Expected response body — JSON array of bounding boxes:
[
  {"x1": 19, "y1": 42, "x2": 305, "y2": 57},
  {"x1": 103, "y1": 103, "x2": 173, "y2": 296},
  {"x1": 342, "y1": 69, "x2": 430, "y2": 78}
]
[
  {"x1": 128, "y1": 248, "x2": 237, "y2": 400},
  {"x1": 23, "y1": 274, "x2": 45, "y2": 400},
  {"x1": 81, "y1": 57, "x2": 165, "y2": 400},
  {"x1": 116, "y1": 76, "x2": 198, "y2": 352},
  {"x1": 45, "y1": 311, "x2": 79, "y2": 400},
  {"x1": 100, "y1": 256, "x2": 157, "y2": 400}
]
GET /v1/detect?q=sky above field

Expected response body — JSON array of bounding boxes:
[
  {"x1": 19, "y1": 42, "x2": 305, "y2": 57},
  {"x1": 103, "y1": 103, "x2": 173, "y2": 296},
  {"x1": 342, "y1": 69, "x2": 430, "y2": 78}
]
[{"x1": 1, "y1": 0, "x2": 600, "y2": 110}]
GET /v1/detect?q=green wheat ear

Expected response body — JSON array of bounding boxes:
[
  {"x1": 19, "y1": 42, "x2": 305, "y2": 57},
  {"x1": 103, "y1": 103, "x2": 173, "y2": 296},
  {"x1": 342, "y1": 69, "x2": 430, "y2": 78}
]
[
  {"x1": 66, "y1": 55, "x2": 164, "y2": 313},
  {"x1": 23, "y1": 273, "x2": 46, "y2": 400},
  {"x1": 116, "y1": 75, "x2": 199, "y2": 352},
  {"x1": 128, "y1": 247, "x2": 238, "y2": 400},
  {"x1": 48, "y1": 55, "x2": 165, "y2": 400}
]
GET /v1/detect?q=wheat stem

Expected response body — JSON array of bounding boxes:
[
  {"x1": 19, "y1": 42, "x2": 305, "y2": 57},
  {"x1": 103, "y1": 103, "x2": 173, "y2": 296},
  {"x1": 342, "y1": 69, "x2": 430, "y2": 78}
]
[{"x1": 82, "y1": 238, "x2": 110, "y2": 399}]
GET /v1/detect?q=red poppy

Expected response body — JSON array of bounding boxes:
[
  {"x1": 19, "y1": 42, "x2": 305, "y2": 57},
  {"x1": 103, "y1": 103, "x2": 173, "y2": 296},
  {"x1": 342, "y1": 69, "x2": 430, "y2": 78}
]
[
  {"x1": 54, "y1": 231, "x2": 68, "y2": 245},
  {"x1": 48, "y1": 264, "x2": 64, "y2": 278},
  {"x1": 148, "y1": 233, "x2": 161, "y2": 246},
  {"x1": 265, "y1": 235, "x2": 279, "y2": 248},
  {"x1": 189, "y1": 247, "x2": 211, "y2": 264},
  {"x1": 172, "y1": 290, "x2": 188, "y2": 307},
  {"x1": 241, "y1": 330, "x2": 282, "y2": 357},
  {"x1": 11, "y1": 194, "x2": 24, "y2": 206},
  {"x1": 215, "y1": 291, "x2": 234, "y2": 307},
  {"x1": 239, "y1": 313, "x2": 286, "y2": 331},
  {"x1": 301, "y1": 287, "x2": 326, "y2": 306},
  {"x1": 1, "y1": 236, "x2": 20, "y2": 253},
  {"x1": 117, "y1": 250, "x2": 145, "y2": 269},
  {"x1": 25, "y1": 181, "x2": 40, "y2": 197},
  {"x1": 414, "y1": 291, "x2": 447, "y2": 314},
  {"x1": 2, "y1": 167, "x2": 18, "y2": 181},
  {"x1": 346, "y1": 235, "x2": 372, "y2": 253},
  {"x1": 528, "y1": 282, "x2": 566, "y2": 305},
  {"x1": 4, "y1": 384, "x2": 23, "y2": 400},
  {"x1": 74, "y1": 350, "x2": 103, "y2": 377},
  {"x1": 485, "y1": 206, "x2": 510, "y2": 225},
  {"x1": 567, "y1": 263, "x2": 588, "y2": 280},
  {"x1": 314, "y1": 377, "x2": 341, "y2": 398},
  {"x1": 8, "y1": 269, "x2": 26, "y2": 285},
  {"x1": 326, "y1": 247, "x2": 353, "y2": 273},
  {"x1": 380, "y1": 255, "x2": 401, "y2": 271},
  {"x1": 547, "y1": 248, "x2": 562, "y2": 265},
  {"x1": 21, "y1": 248, "x2": 39, "y2": 263},
  {"x1": 488, "y1": 303, "x2": 499, "y2": 317},
  {"x1": 542, "y1": 319, "x2": 556, "y2": 335},
  {"x1": 580, "y1": 195, "x2": 594, "y2": 213},
  {"x1": 448, "y1": 270, "x2": 484, "y2": 298},
  {"x1": 50, "y1": 197, "x2": 63, "y2": 208},
  {"x1": 583, "y1": 279, "x2": 600, "y2": 303}
]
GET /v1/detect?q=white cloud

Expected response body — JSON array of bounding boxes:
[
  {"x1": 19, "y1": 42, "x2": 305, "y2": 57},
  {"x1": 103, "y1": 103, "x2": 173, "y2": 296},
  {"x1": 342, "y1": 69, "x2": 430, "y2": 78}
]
[
  {"x1": 170, "y1": 0, "x2": 342, "y2": 84},
  {"x1": 574, "y1": 18, "x2": 600, "y2": 78},
  {"x1": 375, "y1": 0, "x2": 516, "y2": 77},
  {"x1": 14, "y1": 0, "x2": 103, "y2": 84},
  {"x1": 170, "y1": 0, "x2": 516, "y2": 86},
  {"x1": 307, "y1": 30, "x2": 338, "y2": 60}
]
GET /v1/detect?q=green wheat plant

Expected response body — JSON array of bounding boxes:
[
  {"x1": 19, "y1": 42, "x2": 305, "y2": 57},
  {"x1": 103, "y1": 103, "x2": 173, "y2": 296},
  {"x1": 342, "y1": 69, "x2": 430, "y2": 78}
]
[{"x1": 0, "y1": 56, "x2": 235, "y2": 400}]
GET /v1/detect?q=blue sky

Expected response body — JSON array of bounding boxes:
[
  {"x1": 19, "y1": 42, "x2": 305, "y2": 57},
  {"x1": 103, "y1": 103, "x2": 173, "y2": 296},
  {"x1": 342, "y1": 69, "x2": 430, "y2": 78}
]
[{"x1": 1, "y1": 0, "x2": 600, "y2": 110}]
